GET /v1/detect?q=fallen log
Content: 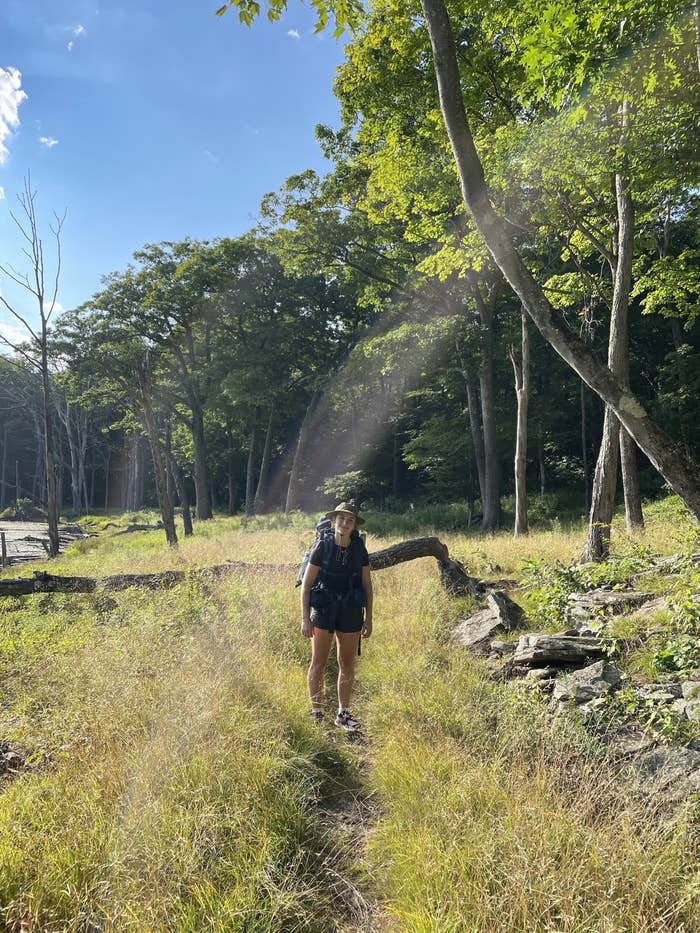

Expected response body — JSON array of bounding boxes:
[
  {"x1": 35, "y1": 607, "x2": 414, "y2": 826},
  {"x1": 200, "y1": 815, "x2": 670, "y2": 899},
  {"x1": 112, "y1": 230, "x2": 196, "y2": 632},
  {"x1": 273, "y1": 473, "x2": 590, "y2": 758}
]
[
  {"x1": 0, "y1": 536, "x2": 488, "y2": 598},
  {"x1": 113, "y1": 523, "x2": 165, "y2": 536},
  {"x1": 368, "y1": 536, "x2": 485, "y2": 596}
]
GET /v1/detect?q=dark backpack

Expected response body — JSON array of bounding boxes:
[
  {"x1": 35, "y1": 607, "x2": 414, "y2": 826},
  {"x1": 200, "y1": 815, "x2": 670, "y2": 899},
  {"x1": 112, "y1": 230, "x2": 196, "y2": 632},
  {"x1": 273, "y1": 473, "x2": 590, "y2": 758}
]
[
  {"x1": 295, "y1": 517, "x2": 365, "y2": 599},
  {"x1": 295, "y1": 516, "x2": 332, "y2": 588}
]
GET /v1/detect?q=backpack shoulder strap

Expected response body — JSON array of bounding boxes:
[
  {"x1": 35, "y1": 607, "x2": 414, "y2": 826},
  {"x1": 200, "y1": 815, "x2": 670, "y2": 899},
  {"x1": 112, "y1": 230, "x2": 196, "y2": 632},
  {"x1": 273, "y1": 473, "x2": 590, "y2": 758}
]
[{"x1": 319, "y1": 529, "x2": 335, "y2": 578}]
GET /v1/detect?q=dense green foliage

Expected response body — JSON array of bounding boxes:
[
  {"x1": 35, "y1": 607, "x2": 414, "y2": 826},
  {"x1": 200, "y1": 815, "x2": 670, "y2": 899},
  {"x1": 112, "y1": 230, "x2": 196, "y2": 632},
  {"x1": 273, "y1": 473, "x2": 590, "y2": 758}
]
[{"x1": 1, "y1": 0, "x2": 698, "y2": 534}]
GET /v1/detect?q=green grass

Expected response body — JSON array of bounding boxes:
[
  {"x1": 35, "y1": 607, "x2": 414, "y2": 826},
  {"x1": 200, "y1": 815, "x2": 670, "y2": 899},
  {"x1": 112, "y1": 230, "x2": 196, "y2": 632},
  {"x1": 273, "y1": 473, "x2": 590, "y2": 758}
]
[{"x1": 1, "y1": 500, "x2": 699, "y2": 929}]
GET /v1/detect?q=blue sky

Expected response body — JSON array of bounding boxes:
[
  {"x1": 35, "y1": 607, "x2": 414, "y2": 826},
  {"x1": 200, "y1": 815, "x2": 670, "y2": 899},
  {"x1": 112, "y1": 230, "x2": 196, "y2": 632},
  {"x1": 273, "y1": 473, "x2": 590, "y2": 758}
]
[{"x1": 0, "y1": 0, "x2": 346, "y2": 341}]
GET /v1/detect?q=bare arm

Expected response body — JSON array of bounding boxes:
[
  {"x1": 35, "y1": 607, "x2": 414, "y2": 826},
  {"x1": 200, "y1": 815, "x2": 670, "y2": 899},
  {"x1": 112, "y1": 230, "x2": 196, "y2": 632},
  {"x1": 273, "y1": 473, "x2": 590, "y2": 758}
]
[
  {"x1": 361, "y1": 564, "x2": 373, "y2": 637},
  {"x1": 300, "y1": 563, "x2": 320, "y2": 637}
]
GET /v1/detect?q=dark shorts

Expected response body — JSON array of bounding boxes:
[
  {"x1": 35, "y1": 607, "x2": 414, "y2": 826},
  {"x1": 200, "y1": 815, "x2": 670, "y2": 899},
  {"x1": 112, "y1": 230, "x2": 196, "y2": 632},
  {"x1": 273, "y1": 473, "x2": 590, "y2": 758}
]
[{"x1": 311, "y1": 604, "x2": 364, "y2": 634}]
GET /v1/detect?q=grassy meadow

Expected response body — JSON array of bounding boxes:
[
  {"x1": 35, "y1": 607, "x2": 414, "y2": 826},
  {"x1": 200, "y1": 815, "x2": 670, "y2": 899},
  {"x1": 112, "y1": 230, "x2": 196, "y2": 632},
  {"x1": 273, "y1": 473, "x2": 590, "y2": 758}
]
[{"x1": 1, "y1": 500, "x2": 700, "y2": 930}]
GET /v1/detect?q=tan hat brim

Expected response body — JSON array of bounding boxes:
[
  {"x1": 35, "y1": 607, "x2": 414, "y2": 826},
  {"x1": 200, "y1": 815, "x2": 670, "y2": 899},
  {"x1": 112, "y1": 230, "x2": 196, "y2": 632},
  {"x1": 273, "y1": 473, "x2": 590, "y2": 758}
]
[{"x1": 324, "y1": 509, "x2": 364, "y2": 526}]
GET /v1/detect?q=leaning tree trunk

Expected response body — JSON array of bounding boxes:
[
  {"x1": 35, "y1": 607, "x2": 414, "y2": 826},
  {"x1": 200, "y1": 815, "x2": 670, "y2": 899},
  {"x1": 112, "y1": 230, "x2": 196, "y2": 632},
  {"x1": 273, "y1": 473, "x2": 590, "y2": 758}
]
[
  {"x1": 286, "y1": 390, "x2": 321, "y2": 513},
  {"x1": 419, "y1": 0, "x2": 700, "y2": 526},
  {"x1": 510, "y1": 306, "x2": 529, "y2": 537},
  {"x1": 253, "y1": 408, "x2": 274, "y2": 514}
]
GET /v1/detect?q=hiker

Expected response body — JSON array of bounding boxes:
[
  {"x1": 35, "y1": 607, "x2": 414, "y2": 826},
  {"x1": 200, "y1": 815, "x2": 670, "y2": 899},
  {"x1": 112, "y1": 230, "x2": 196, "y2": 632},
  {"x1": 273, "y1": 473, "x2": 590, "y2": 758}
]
[{"x1": 299, "y1": 502, "x2": 373, "y2": 731}]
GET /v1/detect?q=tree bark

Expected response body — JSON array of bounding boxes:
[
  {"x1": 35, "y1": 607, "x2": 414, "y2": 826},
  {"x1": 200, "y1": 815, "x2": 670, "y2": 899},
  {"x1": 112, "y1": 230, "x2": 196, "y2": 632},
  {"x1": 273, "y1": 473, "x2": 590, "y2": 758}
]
[
  {"x1": 419, "y1": 0, "x2": 700, "y2": 524},
  {"x1": 510, "y1": 306, "x2": 529, "y2": 537},
  {"x1": 286, "y1": 390, "x2": 321, "y2": 513}
]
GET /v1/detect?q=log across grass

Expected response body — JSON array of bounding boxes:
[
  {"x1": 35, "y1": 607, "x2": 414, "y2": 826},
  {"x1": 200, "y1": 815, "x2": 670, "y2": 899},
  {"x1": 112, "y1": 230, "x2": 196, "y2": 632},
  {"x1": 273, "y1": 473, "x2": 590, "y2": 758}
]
[{"x1": 0, "y1": 505, "x2": 698, "y2": 929}]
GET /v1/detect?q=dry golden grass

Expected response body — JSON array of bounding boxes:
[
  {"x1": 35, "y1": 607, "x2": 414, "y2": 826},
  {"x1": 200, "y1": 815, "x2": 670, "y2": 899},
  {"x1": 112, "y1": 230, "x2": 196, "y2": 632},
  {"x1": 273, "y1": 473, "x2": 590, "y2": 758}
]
[{"x1": 0, "y1": 501, "x2": 698, "y2": 930}]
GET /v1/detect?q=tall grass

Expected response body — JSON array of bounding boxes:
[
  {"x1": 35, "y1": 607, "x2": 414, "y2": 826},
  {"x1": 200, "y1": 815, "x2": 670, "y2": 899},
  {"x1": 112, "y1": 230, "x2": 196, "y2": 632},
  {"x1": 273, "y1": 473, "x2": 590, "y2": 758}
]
[{"x1": 0, "y1": 502, "x2": 699, "y2": 929}]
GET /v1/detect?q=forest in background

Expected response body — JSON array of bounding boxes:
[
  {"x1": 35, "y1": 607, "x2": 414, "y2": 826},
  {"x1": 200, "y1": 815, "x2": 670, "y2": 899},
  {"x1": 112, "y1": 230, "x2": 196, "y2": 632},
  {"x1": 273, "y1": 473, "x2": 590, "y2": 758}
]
[{"x1": 1, "y1": 0, "x2": 698, "y2": 555}]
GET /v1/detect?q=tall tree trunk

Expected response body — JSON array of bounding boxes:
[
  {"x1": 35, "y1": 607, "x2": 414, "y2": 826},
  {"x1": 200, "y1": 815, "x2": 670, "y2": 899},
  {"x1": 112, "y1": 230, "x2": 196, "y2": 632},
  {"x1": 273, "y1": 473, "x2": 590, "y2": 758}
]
[
  {"x1": 226, "y1": 427, "x2": 238, "y2": 515},
  {"x1": 63, "y1": 399, "x2": 81, "y2": 514},
  {"x1": 620, "y1": 427, "x2": 644, "y2": 532},
  {"x1": 103, "y1": 447, "x2": 111, "y2": 512},
  {"x1": 41, "y1": 336, "x2": 60, "y2": 556},
  {"x1": 140, "y1": 392, "x2": 177, "y2": 547},
  {"x1": 585, "y1": 107, "x2": 638, "y2": 560},
  {"x1": 456, "y1": 339, "x2": 486, "y2": 510},
  {"x1": 581, "y1": 383, "x2": 591, "y2": 511},
  {"x1": 245, "y1": 425, "x2": 257, "y2": 518},
  {"x1": 166, "y1": 451, "x2": 193, "y2": 537},
  {"x1": 0, "y1": 423, "x2": 7, "y2": 508},
  {"x1": 392, "y1": 425, "x2": 399, "y2": 499},
  {"x1": 286, "y1": 391, "x2": 321, "y2": 513},
  {"x1": 419, "y1": 0, "x2": 700, "y2": 524},
  {"x1": 473, "y1": 283, "x2": 501, "y2": 531},
  {"x1": 254, "y1": 408, "x2": 274, "y2": 514},
  {"x1": 191, "y1": 405, "x2": 212, "y2": 521},
  {"x1": 510, "y1": 307, "x2": 529, "y2": 537}
]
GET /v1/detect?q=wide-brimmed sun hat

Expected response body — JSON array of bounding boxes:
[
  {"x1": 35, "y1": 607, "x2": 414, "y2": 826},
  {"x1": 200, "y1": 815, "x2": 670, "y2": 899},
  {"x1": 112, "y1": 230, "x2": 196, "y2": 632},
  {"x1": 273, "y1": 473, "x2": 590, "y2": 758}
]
[{"x1": 324, "y1": 501, "x2": 365, "y2": 526}]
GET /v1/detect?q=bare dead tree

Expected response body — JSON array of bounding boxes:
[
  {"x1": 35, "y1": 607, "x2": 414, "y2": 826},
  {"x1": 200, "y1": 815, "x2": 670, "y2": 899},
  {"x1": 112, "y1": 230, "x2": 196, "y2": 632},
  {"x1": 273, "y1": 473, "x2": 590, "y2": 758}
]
[{"x1": 0, "y1": 174, "x2": 66, "y2": 556}]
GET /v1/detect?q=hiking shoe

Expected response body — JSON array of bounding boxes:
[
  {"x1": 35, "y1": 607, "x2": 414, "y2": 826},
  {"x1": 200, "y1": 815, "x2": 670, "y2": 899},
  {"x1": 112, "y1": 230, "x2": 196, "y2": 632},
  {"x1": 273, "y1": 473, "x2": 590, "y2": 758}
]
[
  {"x1": 335, "y1": 709, "x2": 361, "y2": 732},
  {"x1": 310, "y1": 708, "x2": 324, "y2": 724}
]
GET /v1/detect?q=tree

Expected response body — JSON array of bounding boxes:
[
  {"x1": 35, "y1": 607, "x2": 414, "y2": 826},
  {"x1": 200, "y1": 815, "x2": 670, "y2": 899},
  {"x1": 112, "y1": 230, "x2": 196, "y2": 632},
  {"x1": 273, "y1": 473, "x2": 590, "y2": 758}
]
[
  {"x1": 216, "y1": 0, "x2": 700, "y2": 529},
  {"x1": 0, "y1": 176, "x2": 65, "y2": 554}
]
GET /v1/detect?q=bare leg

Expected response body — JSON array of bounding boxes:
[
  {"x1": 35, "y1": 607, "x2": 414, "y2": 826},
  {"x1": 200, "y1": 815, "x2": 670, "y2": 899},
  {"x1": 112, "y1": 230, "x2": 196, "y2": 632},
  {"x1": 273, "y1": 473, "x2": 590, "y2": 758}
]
[
  {"x1": 308, "y1": 627, "x2": 334, "y2": 709},
  {"x1": 336, "y1": 631, "x2": 361, "y2": 710}
]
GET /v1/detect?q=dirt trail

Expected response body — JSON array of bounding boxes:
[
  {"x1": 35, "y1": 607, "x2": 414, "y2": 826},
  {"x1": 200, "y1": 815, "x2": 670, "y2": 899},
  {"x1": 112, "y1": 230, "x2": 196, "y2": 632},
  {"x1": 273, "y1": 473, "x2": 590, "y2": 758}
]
[{"x1": 315, "y1": 736, "x2": 397, "y2": 932}]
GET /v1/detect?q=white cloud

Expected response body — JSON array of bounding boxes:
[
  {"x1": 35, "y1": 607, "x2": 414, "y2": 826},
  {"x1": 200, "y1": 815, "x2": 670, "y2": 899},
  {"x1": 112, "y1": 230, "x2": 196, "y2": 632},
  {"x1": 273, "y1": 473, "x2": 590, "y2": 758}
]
[
  {"x1": 203, "y1": 149, "x2": 219, "y2": 165},
  {"x1": 287, "y1": 29, "x2": 300, "y2": 39},
  {"x1": 0, "y1": 186, "x2": 4, "y2": 200},
  {"x1": 0, "y1": 67, "x2": 27, "y2": 165},
  {"x1": 40, "y1": 136, "x2": 59, "y2": 148},
  {"x1": 67, "y1": 23, "x2": 86, "y2": 51},
  {"x1": 0, "y1": 320, "x2": 29, "y2": 347}
]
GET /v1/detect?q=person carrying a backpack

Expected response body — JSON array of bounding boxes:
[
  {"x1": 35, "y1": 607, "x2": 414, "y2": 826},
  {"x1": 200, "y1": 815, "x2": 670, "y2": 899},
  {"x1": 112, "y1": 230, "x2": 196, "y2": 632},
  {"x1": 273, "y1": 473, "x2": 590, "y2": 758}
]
[{"x1": 299, "y1": 502, "x2": 373, "y2": 731}]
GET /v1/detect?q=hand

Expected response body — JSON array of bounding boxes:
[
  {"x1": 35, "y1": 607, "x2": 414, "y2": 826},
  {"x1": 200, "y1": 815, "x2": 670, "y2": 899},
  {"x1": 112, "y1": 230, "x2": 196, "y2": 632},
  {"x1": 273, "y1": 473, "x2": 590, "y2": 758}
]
[
  {"x1": 362, "y1": 617, "x2": 372, "y2": 639},
  {"x1": 301, "y1": 618, "x2": 313, "y2": 638}
]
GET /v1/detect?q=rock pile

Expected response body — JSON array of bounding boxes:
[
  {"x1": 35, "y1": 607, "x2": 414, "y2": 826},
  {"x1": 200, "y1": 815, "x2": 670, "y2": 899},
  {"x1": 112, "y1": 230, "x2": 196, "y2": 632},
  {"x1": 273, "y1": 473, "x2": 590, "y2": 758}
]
[{"x1": 453, "y1": 582, "x2": 700, "y2": 804}]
